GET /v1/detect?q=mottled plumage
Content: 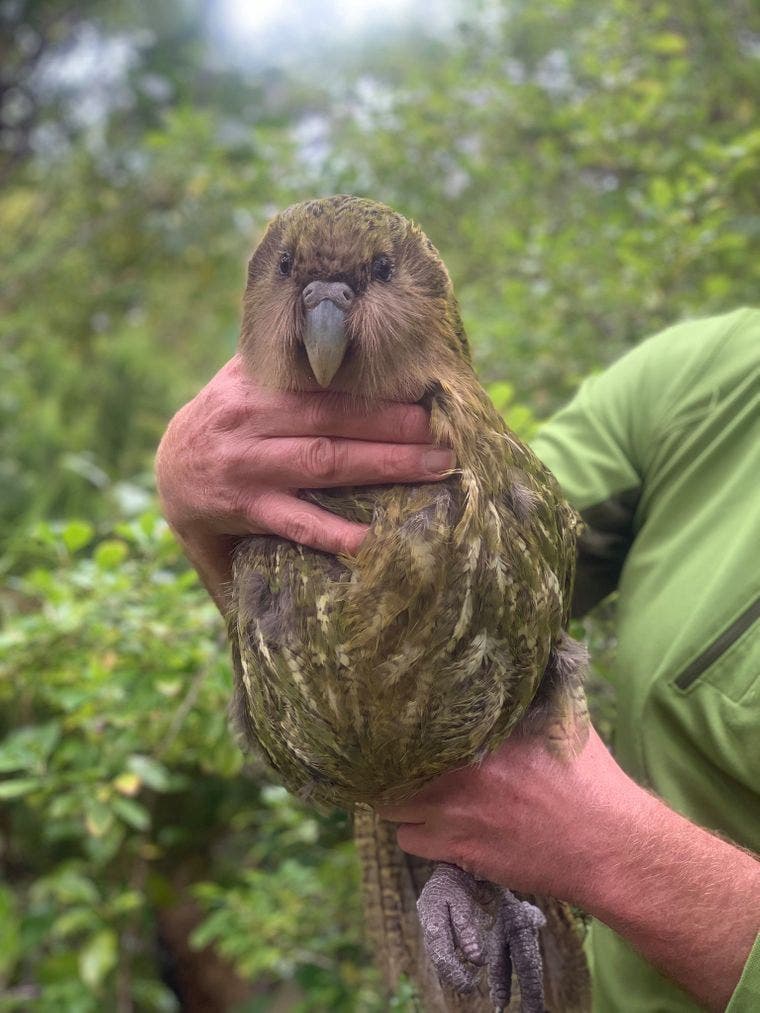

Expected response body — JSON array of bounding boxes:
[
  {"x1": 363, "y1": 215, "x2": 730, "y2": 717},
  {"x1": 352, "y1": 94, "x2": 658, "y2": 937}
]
[{"x1": 230, "y1": 196, "x2": 590, "y2": 1011}]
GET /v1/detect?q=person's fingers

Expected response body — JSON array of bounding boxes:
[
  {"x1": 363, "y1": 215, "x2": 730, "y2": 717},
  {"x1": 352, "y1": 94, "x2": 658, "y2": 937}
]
[
  {"x1": 252, "y1": 491, "x2": 369, "y2": 556},
  {"x1": 253, "y1": 390, "x2": 434, "y2": 444},
  {"x1": 396, "y1": 822, "x2": 439, "y2": 861},
  {"x1": 241, "y1": 437, "x2": 455, "y2": 489}
]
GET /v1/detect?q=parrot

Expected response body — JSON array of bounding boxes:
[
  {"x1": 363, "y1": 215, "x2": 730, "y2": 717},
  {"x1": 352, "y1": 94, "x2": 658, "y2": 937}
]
[{"x1": 228, "y1": 195, "x2": 591, "y2": 1012}]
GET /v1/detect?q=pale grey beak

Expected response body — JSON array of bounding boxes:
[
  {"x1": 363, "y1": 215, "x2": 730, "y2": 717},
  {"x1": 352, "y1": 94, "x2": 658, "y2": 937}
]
[
  {"x1": 304, "y1": 301, "x2": 349, "y2": 387},
  {"x1": 302, "y1": 280, "x2": 355, "y2": 387}
]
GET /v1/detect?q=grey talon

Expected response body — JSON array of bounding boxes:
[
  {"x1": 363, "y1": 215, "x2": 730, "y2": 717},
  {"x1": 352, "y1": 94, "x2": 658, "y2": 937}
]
[{"x1": 498, "y1": 890, "x2": 546, "y2": 1013}]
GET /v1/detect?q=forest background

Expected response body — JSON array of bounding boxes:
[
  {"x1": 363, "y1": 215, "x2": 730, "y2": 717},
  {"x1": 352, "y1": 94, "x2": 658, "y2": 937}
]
[{"x1": 1, "y1": 1, "x2": 758, "y2": 1010}]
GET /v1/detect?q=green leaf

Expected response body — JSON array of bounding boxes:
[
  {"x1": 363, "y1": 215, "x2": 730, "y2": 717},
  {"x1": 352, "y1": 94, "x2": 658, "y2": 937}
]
[
  {"x1": 107, "y1": 889, "x2": 143, "y2": 916},
  {"x1": 36, "y1": 867, "x2": 100, "y2": 905},
  {"x1": 84, "y1": 800, "x2": 115, "y2": 838},
  {"x1": 52, "y1": 907, "x2": 99, "y2": 940},
  {"x1": 131, "y1": 977, "x2": 181, "y2": 1012},
  {"x1": 62, "y1": 520, "x2": 95, "y2": 553},
  {"x1": 112, "y1": 795, "x2": 151, "y2": 831},
  {"x1": 0, "y1": 722, "x2": 61, "y2": 773},
  {"x1": 94, "y1": 540, "x2": 129, "y2": 569},
  {"x1": 650, "y1": 32, "x2": 687, "y2": 55},
  {"x1": 78, "y1": 928, "x2": 117, "y2": 988},
  {"x1": 126, "y1": 754, "x2": 171, "y2": 792},
  {"x1": 0, "y1": 777, "x2": 43, "y2": 799}
]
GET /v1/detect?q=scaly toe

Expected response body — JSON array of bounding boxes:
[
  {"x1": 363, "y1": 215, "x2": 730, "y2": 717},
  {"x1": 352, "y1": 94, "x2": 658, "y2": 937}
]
[
  {"x1": 417, "y1": 864, "x2": 492, "y2": 994},
  {"x1": 498, "y1": 890, "x2": 546, "y2": 1013}
]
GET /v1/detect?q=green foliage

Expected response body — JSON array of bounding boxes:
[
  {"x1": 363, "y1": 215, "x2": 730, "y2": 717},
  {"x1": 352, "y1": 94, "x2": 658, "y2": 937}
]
[
  {"x1": 1, "y1": 0, "x2": 758, "y2": 1007},
  {"x1": 0, "y1": 513, "x2": 382, "y2": 1009},
  {"x1": 191, "y1": 826, "x2": 380, "y2": 1010},
  {"x1": 315, "y1": 0, "x2": 759, "y2": 403}
]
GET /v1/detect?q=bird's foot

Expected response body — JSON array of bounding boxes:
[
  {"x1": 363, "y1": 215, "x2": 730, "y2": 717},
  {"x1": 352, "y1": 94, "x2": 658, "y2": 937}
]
[{"x1": 417, "y1": 864, "x2": 546, "y2": 1012}]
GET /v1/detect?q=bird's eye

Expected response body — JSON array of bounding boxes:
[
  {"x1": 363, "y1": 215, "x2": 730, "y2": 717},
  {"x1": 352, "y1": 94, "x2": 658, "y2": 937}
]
[
  {"x1": 371, "y1": 254, "x2": 393, "y2": 282},
  {"x1": 278, "y1": 252, "x2": 293, "y2": 277}
]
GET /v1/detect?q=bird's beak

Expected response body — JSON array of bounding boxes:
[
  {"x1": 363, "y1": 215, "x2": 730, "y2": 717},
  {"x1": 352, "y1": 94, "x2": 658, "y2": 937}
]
[{"x1": 303, "y1": 300, "x2": 350, "y2": 387}]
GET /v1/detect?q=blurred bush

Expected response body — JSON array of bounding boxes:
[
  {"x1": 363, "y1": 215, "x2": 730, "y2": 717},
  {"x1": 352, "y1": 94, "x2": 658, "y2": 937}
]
[
  {"x1": 0, "y1": 512, "x2": 384, "y2": 1010},
  {"x1": 2, "y1": 0, "x2": 758, "y2": 542},
  {"x1": 1, "y1": 0, "x2": 758, "y2": 1008}
]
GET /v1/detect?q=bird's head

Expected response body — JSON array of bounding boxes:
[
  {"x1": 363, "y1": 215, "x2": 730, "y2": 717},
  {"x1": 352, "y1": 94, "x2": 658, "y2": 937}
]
[{"x1": 239, "y1": 195, "x2": 471, "y2": 402}]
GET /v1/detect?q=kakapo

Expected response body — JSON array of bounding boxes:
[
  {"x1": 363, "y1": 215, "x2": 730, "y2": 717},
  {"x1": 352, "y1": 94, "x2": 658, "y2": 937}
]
[{"x1": 229, "y1": 195, "x2": 590, "y2": 1012}]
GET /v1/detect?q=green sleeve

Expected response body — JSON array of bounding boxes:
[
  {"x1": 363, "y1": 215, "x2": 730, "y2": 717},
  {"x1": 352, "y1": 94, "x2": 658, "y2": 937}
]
[
  {"x1": 532, "y1": 356, "x2": 646, "y2": 615},
  {"x1": 726, "y1": 934, "x2": 760, "y2": 1012},
  {"x1": 531, "y1": 309, "x2": 751, "y2": 615}
]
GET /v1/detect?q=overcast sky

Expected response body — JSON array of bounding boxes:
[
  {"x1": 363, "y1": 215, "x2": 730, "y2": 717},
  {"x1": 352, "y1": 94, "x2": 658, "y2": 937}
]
[{"x1": 206, "y1": 0, "x2": 463, "y2": 69}]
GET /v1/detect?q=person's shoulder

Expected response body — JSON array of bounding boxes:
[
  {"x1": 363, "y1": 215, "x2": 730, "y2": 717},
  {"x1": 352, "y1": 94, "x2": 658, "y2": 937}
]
[
  {"x1": 605, "y1": 307, "x2": 758, "y2": 425},
  {"x1": 635, "y1": 306, "x2": 759, "y2": 370}
]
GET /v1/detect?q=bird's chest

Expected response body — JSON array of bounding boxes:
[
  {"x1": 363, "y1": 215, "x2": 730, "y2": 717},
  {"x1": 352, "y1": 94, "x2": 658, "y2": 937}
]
[{"x1": 230, "y1": 473, "x2": 561, "y2": 804}]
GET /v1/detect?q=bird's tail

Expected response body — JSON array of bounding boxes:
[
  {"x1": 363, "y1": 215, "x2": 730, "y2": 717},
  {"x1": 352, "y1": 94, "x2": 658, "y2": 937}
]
[{"x1": 533, "y1": 895, "x2": 591, "y2": 1012}]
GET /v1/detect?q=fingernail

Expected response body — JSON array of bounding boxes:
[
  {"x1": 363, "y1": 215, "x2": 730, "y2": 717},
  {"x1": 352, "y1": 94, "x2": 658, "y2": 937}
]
[{"x1": 423, "y1": 448, "x2": 456, "y2": 473}]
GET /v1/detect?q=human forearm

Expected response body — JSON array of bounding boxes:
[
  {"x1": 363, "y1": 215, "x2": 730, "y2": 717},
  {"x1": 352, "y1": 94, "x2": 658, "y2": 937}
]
[{"x1": 576, "y1": 785, "x2": 760, "y2": 1011}]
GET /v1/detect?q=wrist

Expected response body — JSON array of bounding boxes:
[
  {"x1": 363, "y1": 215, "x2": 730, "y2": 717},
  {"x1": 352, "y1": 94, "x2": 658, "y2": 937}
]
[
  {"x1": 174, "y1": 527, "x2": 236, "y2": 614},
  {"x1": 561, "y1": 774, "x2": 660, "y2": 911}
]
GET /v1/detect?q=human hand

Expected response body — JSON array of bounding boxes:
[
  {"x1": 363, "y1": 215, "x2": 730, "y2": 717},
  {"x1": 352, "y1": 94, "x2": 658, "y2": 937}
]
[
  {"x1": 155, "y1": 354, "x2": 454, "y2": 608},
  {"x1": 379, "y1": 723, "x2": 760, "y2": 1012},
  {"x1": 377, "y1": 724, "x2": 645, "y2": 905}
]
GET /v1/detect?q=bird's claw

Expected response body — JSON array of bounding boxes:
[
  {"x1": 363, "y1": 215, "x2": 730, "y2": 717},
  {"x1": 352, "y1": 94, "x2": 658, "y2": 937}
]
[
  {"x1": 497, "y1": 889, "x2": 546, "y2": 1013},
  {"x1": 417, "y1": 864, "x2": 546, "y2": 1012}
]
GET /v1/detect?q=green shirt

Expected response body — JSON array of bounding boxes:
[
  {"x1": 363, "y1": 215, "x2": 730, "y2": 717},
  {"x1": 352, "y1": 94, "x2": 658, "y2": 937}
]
[{"x1": 532, "y1": 308, "x2": 760, "y2": 1012}]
